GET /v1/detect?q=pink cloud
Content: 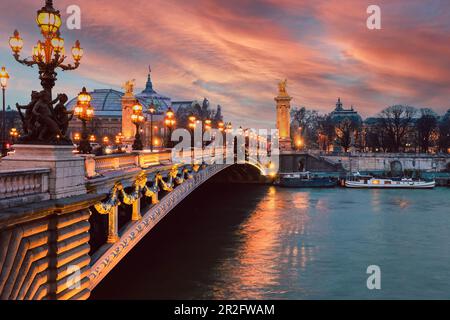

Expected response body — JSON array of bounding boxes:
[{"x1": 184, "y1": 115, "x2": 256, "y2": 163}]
[{"x1": 1, "y1": 0, "x2": 449, "y2": 127}]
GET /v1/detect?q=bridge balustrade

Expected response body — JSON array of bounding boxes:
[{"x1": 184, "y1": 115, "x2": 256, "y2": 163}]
[{"x1": 0, "y1": 168, "x2": 51, "y2": 209}]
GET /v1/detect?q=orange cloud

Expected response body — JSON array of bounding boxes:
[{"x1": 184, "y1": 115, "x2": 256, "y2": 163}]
[{"x1": 1, "y1": 0, "x2": 449, "y2": 127}]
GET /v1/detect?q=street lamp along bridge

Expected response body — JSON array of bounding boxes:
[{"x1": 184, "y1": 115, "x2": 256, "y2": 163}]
[{"x1": 9, "y1": 0, "x2": 84, "y2": 145}]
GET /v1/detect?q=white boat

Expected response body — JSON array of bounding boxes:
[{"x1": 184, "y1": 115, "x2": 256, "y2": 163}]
[{"x1": 345, "y1": 176, "x2": 435, "y2": 189}]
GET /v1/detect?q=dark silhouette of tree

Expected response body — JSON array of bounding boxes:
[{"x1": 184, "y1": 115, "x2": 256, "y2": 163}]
[
  {"x1": 290, "y1": 107, "x2": 319, "y2": 148},
  {"x1": 416, "y1": 108, "x2": 437, "y2": 153},
  {"x1": 213, "y1": 105, "x2": 223, "y2": 125},
  {"x1": 334, "y1": 117, "x2": 361, "y2": 152},
  {"x1": 317, "y1": 114, "x2": 335, "y2": 152},
  {"x1": 378, "y1": 105, "x2": 416, "y2": 152},
  {"x1": 175, "y1": 98, "x2": 222, "y2": 129},
  {"x1": 365, "y1": 125, "x2": 382, "y2": 152}
]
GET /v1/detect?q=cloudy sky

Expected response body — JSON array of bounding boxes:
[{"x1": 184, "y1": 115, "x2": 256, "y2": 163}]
[{"x1": 0, "y1": 0, "x2": 449, "y2": 127}]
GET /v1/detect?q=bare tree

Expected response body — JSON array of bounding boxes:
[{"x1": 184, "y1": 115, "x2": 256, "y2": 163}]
[
  {"x1": 416, "y1": 108, "x2": 438, "y2": 153},
  {"x1": 317, "y1": 114, "x2": 335, "y2": 152},
  {"x1": 378, "y1": 105, "x2": 416, "y2": 152},
  {"x1": 334, "y1": 117, "x2": 361, "y2": 152},
  {"x1": 291, "y1": 107, "x2": 319, "y2": 148},
  {"x1": 175, "y1": 98, "x2": 220, "y2": 129}
]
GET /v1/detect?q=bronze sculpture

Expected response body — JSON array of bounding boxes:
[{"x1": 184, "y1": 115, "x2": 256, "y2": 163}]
[{"x1": 15, "y1": 90, "x2": 72, "y2": 144}]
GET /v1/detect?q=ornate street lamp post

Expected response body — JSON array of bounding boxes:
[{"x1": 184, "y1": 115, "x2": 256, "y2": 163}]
[
  {"x1": 10, "y1": 128, "x2": 19, "y2": 144},
  {"x1": 131, "y1": 103, "x2": 145, "y2": 151},
  {"x1": 9, "y1": 1, "x2": 83, "y2": 96},
  {"x1": 203, "y1": 118, "x2": 212, "y2": 148},
  {"x1": 218, "y1": 121, "x2": 224, "y2": 132},
  {"x1": 73, "y1": 87, "x2": 94, "y2": 154},
  {"x1": 148, "y1": 101, "x2": 156, "y2": 152},
  {"x1": 115, "y1": 132, "x2": 124, "y2": 145},
  {"x1": 188, "y1": 114, "x2": 196, "y2": 148},
  {"x1": 164, "y1": 107, "x2": 176, "y2": 148},
  {"x1": 0, "y1": 66, "x2": 9, "y2": 157},
  {"x1": 8, "y1": 0, "x2": 84, "y2": 144},
  {"x1": 205, "y1": 119, "x2": 212, "y2": 131}
]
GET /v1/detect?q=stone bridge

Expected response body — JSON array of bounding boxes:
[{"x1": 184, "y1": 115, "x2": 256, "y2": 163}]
[{"x1": 0, "y1": 145, "x2": 275, "y2": 300}]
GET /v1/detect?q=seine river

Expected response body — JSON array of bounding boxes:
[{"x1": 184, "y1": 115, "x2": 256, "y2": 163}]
[{"x1": 92, "y1": 183, "x2": 450, "y2": 300}]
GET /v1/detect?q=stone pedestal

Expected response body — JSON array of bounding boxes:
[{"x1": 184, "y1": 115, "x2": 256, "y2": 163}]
[
  {"x1": 122, "y1": 95, "x2": 137, "y2": 142},
  {"x1": 0, "y1": 144, "x2": 87, "y2": 199},
  {"x1": 275, "y1": 81, "x2": 292, "y2": 152}
]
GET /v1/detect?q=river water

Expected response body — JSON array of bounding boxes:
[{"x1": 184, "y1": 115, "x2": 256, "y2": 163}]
[{"x1": 91, "y1": 183, "x2": 450, "y2": 300}]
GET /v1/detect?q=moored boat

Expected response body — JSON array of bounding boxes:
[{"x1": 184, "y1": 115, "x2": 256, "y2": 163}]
[
  {"x1": 345, "y1": 175, "x2": 435, "y2": 189},
  {"x1": 279, "y1": 172, "x2": 337, "y2": 188}
]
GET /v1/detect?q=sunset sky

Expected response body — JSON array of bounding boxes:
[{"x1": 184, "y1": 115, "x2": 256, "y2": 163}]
[{"x1": 0, "y1": 0, "x2": 449, "y2": 128}]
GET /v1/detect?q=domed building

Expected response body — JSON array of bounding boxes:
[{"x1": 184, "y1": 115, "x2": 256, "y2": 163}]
[
  {"x1": 66, "y1": 70, "x2": 195, "y2": 148},
  {"x1": 330, "y1": 98, "x2": 362, "y2": 124}
]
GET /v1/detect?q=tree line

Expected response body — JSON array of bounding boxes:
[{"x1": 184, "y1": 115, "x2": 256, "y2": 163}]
[{"x1": 291, "y1": 105, "x2": 450, "y2": 153}]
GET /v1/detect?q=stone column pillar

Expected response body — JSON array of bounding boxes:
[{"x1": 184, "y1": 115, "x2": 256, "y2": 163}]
[
  {"x1": 131, "y1": 198, "x2": 142, "y2": 221},
  {"x1": 275, "y1": 80, "x2": 292, "y2": 152},
  {"x1": 121, "y1": 81, "x2": 138, "y2": 144},
  {"x1": 107, "y1": 206, "x2": 119, "y2": 243}
]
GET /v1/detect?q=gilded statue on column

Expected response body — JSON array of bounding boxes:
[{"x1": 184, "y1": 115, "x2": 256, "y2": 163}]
[{"x1": 278, "y1": 79, "x2": 288, "y2": 96}]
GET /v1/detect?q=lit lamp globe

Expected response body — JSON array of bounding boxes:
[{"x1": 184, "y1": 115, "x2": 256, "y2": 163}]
[
  {"x1": 36, "y1": 1, "x2": 62, "y2": 37},
  {"x1": 166, "y1": 107, "x2": 175, "y2": 121},
  {"x1": 0, "y1": 67, "x2": 10, "y2": 88},
  {"x1": 205, "y1": 119, "x2": 212, "y2": 130},
  {"x1": 77, "y1": 87, "x2": 92, "y2": 108},
  {"x1": 132, "y1": 103, "x2": 143, "y2": 113},
  {"x1": 51, "y1": 32, "x2": 64, "y2": 53},
  {"x1": 71, "y1": 40, "x2": 84, "y2": 62},
  {"x1": 9, "y1": 30, "x2": 24, "y2": 55},
  {"x1": 149, "y1": 103, "x2": 156, "y2": 114}
]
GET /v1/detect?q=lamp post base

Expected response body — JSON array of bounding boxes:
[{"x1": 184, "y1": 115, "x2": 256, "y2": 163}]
[
  {"x1": 78, "y1": 139, "x2": 92, "y2": 154},
  {"x1": 132, "y1": 135, "x2": 143, "y2": 151}
]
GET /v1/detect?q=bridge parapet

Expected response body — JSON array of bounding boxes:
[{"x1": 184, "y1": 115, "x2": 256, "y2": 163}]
[{"x1": 0, "y1": 168, "x2": 51, "y2": 209}]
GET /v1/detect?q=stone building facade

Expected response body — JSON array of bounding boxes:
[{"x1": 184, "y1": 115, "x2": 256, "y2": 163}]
[{"x1": 66, "y1": 70, "x2": 194, "y2": 148}]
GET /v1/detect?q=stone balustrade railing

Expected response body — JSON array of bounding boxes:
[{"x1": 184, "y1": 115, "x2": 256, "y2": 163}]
[
  {"x1": 85, "y1": 150, "x2": 173, "y2": 178},
  {"x1": 85, "y1": 147, "x2": 238, "y2": 179},
  {"x1": 0, "y1": 168, "x2": 51, "y2": 209}
]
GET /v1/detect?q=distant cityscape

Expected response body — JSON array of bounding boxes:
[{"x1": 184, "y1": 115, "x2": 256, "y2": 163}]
[
  {"x1": 290, "y1": 98, "x2": 450, "y2": 154},
  {"x1": 1, "y1": 77, "x2": 449, "y2": 155}
]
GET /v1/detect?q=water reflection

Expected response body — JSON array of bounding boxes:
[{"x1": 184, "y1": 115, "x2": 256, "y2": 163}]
[
  {"x1": 92, "y1": 185, "x2": 450, "y2": 300},
  {"x1": 210, "y1": 187, "x2": 316, "y2": 299}
]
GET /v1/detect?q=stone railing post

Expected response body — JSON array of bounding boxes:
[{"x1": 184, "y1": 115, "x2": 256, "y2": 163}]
[
  {"x1": 83, "y1": 155, "x2": 97, "y2": 178},
  {"x1": 131, "y1": 198, "x2": 142, "y2": 221},
  {"x1": 113, "y1": 157, "x2": 120, "y2": 170},
  {"x1": 107, "y1": 205, "x2": 119, "y2": 244}
]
